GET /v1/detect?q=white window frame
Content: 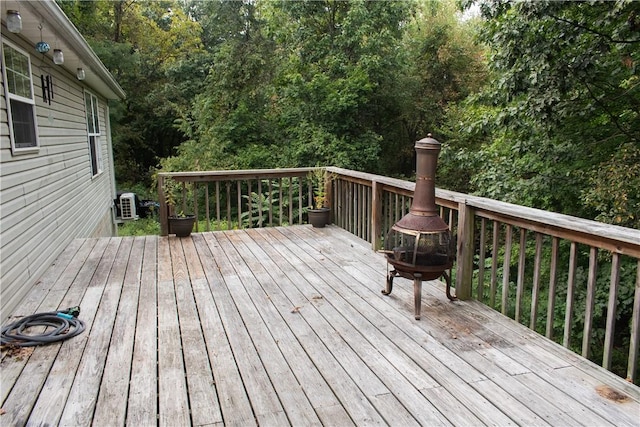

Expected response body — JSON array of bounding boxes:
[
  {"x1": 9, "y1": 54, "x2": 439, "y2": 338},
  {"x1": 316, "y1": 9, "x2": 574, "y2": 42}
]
[
  {"x1": 1, "y1": 40, "x2": 39, "y2": 154},
  {"x1": 84, "y1": 91, "x2": 102, "y2": 177}
]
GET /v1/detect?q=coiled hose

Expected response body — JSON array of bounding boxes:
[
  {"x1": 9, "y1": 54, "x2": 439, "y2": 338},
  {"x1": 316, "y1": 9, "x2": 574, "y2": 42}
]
[{"x1": 1, "y1": 307, "x2": 85, "y2": 347}]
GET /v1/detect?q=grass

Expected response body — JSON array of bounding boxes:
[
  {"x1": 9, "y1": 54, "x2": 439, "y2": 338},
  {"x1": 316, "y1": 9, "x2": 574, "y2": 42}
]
[
  {"x1": 117, "y1": 217, "x2": 160, "y2": 236},
  {"x1": 116, "y1": 218, "x2": 241, "y2": 236}
]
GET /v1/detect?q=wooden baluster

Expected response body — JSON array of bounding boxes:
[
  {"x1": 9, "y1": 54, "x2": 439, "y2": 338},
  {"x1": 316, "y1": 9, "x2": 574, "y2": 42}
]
[
  {"x1": 247, "y1": 180, "x2": 253, "y2": 228},
  {"x1": 582, "y1": 247, "x2": 599, "y2": 358},
  {"x1": 215, "y1": 181, "x2": 220, "y2": 230},
  {"x1": 236, "y1": 181, "x2": 241, "y2": 228},
  {"x1": 502, "y1": 224, "x2": 513, "y2": 315},
  {"x1": 257, "y1": 180, "x2": 263, "y2": 228},
  {"x1": 490, "y1": 222, "x2": 500, "y2": 308},
  {"x1": 288, "y1": 178, "x2": 293, "y2": 225},
  {"x1": 371, "y1": 181, "x2": 383, "y2": 250},
  {"x1": 448, "y1": 209, "x2": 454, "y2": 231},
  {"x1": 298, "y1": 178, "x2": 303, "y2": 224},
  {"x1": 353, "y1": 183, "x2": 362, "y2": 238},
  {"x1": 563, "y1": 242, "x2": 578, "y2": 348},
  {"x1": 603, "y1": 253, "x2": 620, "y2": 370},
  {"x1": 181, "y1": 181, "x2": 187, "y2": 215},
  {"x1": 365, "y1": 185, "x2": 371, "y2": 243},
  {"x1": 226, "y1": 182, "x2": 232, "y2": 230},
  {"x1": 477, "y1": 218, "x2": 487, "y2": 302},
  {"x1": 628, "y1": 259, "x2": 640, "y2": 383},
  {"x1": 278, "y1": 178, "x2": 283, "y2": 226},
  {"x1": 267, "y1": 180, "x2": 273, "y2": 226},
  {"x1": 158, "y1": 174, "x2": 168, "y2": 236},
  {"x1": 205, "y1": 183, "x2": 210, "y2": 232},
  {"x1": 193, "y1": 182, "x2": 199, "y2": 232},
  {"x1": 530, "y1": 233, "x2": 543, "y2": 330},
  {"x1": 545, "y1": 237, "x2": 559, "y2": 339},
  {"x1": 394, "y1": 193, "x2": 400, "y2": 226},
  {"x1": 346, "y1": 182, "x2": 352, "y2": 234},
  {"x1": 515, "y1": 228, "x2": 527, "y2": 323}
]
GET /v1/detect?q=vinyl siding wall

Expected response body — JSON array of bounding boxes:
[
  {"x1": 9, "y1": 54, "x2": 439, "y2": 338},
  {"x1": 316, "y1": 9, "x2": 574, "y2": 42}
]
[{"x1": 1, "y1": 34, "x2": 117, "y2": 320}]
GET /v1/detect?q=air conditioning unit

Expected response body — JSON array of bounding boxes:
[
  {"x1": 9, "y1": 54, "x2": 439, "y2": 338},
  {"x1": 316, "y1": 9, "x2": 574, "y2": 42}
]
[{"x1": 119, "y1": 193, "x2": 138, "y2": 220}]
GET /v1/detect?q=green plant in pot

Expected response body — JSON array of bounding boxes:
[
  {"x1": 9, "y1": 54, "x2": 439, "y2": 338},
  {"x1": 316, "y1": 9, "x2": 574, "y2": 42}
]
[
  {"x1": 163, "y1": 176, "x2": 196, "y2": 237},
  {"x1": 307, "y1": 167, "x2": 334, "y2": 228}
]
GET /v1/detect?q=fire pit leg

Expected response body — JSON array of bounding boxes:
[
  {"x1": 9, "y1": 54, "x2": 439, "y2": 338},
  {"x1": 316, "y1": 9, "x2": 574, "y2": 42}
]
[
  {"x1": 382, "y1": 270, "x2": 396, "y2": 295},
  {"x1": 443, "y1": 271, "x2": 457, "y2": 301},
  {"x1": 414, "y1": 273, "x2": 423, "y2": 320}
]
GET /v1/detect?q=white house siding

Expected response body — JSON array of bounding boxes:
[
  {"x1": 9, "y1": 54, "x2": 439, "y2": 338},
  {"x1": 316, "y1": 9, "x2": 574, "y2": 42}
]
[{"x1": 1, "y1": 33, "x2": 118, "y2": 320}]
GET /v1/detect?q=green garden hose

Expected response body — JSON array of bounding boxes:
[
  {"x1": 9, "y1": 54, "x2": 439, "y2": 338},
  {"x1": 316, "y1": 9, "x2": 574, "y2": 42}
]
[{"x1": 1, "y1": 307, "x2": 85, "y2": 347}]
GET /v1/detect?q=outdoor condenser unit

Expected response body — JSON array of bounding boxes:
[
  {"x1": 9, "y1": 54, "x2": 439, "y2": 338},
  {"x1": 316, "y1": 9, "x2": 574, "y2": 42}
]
[{"x1": 119, "y1": 193, "x2": 138, "y2": 220}]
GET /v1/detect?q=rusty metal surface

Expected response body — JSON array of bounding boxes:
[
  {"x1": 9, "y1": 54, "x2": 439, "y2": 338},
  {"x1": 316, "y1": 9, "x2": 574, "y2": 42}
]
[
  {"x1": 393, "y1": 213, "x2": 449, "y2": 232},
  {"x1": 383, "y1": 135, "x2": 456, "y2": 317}
]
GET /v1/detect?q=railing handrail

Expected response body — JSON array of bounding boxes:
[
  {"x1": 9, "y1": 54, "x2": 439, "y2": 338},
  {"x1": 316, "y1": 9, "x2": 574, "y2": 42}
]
[
  {"x1": 327, "y1": 167, "x2": 640, "y2": 256},
  {"x1": 158, "y1": 168, "x2": 314, "y2": 181}
]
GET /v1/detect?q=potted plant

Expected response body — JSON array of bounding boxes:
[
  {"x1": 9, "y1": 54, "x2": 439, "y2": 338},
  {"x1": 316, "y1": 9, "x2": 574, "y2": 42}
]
[
  {"x1": 307, "y1": 167, "x2": 334, "y2": 228},
  {"x1": 163, "y1": 176, "x2": 196, "y2": 237}
]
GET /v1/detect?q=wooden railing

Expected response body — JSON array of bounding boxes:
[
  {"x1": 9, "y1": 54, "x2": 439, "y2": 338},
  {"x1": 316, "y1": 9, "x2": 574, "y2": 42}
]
[
  {"x1": 157, "y1": 168, "x2": 318, "y2": 234},
  {"x1": 158, "y1": 167, "x2": 640, "y2": 383}
]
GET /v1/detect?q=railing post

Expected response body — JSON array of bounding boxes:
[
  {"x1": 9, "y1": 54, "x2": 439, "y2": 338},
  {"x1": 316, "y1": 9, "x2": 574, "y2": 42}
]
[
  {"x1": 455, "y1": 200, "x2": 474, "y2": 300},
  {"x1": 628, "y1": 259, "x2": 640, "y2": 383},
  {"x1": 371, "y1": 180, "x2": 383, "y2": 250},
  {"x1": 325, "y1": 170, "x2": 333, "y2": 223},
  {"x1": 158, "y1": 174, "x2": 169, "y2": 236}
]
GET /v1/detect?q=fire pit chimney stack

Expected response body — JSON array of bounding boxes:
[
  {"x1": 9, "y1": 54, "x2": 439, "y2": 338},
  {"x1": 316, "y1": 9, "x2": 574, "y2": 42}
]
[
  {"x1": 394, "y1": 134, "x2": 448, "y2": 232},
  {"x1": 382, "y1": 134, "x2": 456, "y2": 319}
]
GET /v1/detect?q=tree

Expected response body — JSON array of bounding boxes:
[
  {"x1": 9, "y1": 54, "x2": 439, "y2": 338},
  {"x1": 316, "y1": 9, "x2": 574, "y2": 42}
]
[
  {"x1": 59, "y1": 0, "x2": 205, "y2": 187},
  {"x1": 167, "y1": 0, "x2": 278, "y2": 172},
  {"x1": 398, "y1": 0, "x2": 488, "y2": 178},
  {"x1": 261, "y1": 0, "x2": 414, "y2": 172},
  {"x1": 448, "y1": 0, "x2": 640, "y2": 225},
  {"x1": 171, "y1": 0, "x2": 418, "y2": 174}
]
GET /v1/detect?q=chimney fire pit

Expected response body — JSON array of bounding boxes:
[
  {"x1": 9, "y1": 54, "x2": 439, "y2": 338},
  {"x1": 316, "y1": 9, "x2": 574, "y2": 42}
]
[{"x1": 381, "y1": 135, "x2": 456, "y2": 319}]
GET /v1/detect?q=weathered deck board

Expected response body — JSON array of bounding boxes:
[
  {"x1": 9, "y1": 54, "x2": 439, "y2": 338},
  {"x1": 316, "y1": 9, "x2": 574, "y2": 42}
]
[
  {"x1": 126, "y1": 235, "x2": 159, "y2": 426},
  {"x1": 287, "y1": 226, "x2": 640, "y2": 425},
  {"x1": 157, "y1": 236, "x2": 191, "y2": 426},
  {"x1": 1, "y1": 225, "x2": 639, "y2": 427},
  {"x1": 190, "y1": 235, "x2": 254, "y2": 426},
  {"x1": 93, "y1": 236, "x2": 145, "y2": 426}
]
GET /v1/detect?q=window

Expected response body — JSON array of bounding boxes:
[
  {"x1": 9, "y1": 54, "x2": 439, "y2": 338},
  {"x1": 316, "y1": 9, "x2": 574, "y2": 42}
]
[
  {"x1": 2, "y1": 41, "x2": 38, "y2": 153},
  {"x1": 84, "y1": 92, "x2": 102, "y2": 176}
]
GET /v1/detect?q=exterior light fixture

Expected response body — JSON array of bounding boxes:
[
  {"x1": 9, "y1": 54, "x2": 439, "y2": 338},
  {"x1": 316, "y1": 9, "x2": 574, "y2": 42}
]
[
  {"x1": 35, "y1": 24, "x2": 50, "y2": 54},
  {"x1": 53, "y1": 49, "x2": 64, "y2": 65},
  {"x1": 36, "y1": 41, "x2": 51, "y2": 54},
  {"x1": 76, "y1": 68, "x2": 85, "y2": 80},
  {"x1": 6, "y1": 10, "x2": 22, "y2": 33}
]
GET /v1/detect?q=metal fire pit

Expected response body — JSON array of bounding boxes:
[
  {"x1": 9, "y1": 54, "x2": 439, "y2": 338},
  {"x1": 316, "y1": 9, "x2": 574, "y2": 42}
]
[{"x1": 381, "y1": 135, "x2": 456, "y2": 319}]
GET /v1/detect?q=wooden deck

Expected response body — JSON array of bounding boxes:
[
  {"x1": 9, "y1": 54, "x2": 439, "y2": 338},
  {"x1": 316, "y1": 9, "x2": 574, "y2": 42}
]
[{"x1": 1, "y1": 225, "x2": 639, "y2": 426}]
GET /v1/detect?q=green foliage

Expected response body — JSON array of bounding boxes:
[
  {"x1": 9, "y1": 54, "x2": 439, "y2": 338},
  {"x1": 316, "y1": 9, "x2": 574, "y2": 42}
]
[
  {"x1": 161, "y1": 176, "x2": 179, "y2": 210},
  {"x1": 60, "y1": 0, "x2": 206, "y2": 187},
  {"x1": 307, "y1": 168, "x2": 335, "y2": 209},
  {"x1": 240, "y1": 178, "x2": 303, "y2": 227},
  {"x1": 446, "y1": 0, "x2": 640, "y2": 224},
  {"x1": 165, "y1": 0, "x2": 485, "y2": 176},
  {"x1": 63, "y1": 0, "x2": 486, "y2": 183},
  {"x1": 117, "y1": 218, "x2": 160, "y2": 236},
  {"x1": 160, "y1": 175, "x2": 193, "y2": 217},
  {"x1": 582, "y1": 143, "x2": 640, "y2": 229}
]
